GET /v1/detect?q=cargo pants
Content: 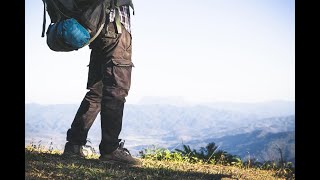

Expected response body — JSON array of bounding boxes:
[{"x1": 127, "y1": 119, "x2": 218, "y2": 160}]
[{"x1": 66, "y1": 22, "x2": 133, "y2": 155}]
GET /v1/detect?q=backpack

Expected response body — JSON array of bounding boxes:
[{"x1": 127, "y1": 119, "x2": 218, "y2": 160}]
[{"x1": 41, "y1": 0, "x2": 134, "y2": 52}]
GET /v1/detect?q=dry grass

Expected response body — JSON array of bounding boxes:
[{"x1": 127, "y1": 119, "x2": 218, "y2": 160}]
[{"x1": 25, "y1": 145, "x2": 293, "y2": 180}]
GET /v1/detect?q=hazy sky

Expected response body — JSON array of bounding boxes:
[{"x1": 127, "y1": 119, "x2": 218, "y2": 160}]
[{"x1": 25, "y1": 0, "x2": 295, "y2": 105}]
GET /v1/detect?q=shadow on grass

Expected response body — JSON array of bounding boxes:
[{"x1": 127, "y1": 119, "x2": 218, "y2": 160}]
[{"x1": 25, "y1": 150, "x2": 235, "y2": 180}]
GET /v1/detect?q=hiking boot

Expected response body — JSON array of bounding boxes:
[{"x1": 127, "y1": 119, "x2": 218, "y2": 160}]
[
  {"x1": 63, "y1": 142, "x2": 93, "y2": 158},
  {"x1": 99, "y1": 141, "x2": 142, "y2": 166}
]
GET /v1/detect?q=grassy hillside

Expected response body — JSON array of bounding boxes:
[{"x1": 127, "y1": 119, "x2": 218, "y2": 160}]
[{"x1": 25, "y1": 146, "x2": 294, "y2": 179}]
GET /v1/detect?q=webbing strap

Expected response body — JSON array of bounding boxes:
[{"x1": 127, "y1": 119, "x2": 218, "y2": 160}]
[
  {"x1": 114, "y1": 9, "x2": 122, "y2": 34},
  {"x1": 41, "y1": 0, "x2": 47, "y2": 37}
]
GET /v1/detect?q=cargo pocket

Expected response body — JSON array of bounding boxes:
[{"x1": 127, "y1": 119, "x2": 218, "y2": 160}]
[
  {"x1": 111, "y1": 59, "x2": 134, "y2": 92},
  {"x1": 102, "y1": 59, "x2": 133, "y2": 98}
]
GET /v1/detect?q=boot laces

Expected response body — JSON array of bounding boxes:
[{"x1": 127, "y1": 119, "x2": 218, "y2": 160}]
[{"x1": 118, "y1": 140, "x2": 131, "y2": 156}]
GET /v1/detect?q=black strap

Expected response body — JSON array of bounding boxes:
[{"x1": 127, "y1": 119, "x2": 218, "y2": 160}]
[
  {"x1": 41, "y1": 0, "x2": 47, "y2": 37},
  {"x1": 111, "y1": 0, "x2": 115, "y2": 9}
]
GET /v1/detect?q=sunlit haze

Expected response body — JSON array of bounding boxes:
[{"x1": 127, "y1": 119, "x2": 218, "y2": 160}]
[{"x1": 25, "y1": 0, "x2": 295, "y2": 104}]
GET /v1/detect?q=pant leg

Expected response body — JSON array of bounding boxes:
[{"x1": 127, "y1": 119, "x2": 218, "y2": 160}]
[
  {"x1": 66, "y1": 49, "x2": 103, "y2": 145},
  {"x1": 90, "y1": 22, "x2": 133, "y2": 154}
]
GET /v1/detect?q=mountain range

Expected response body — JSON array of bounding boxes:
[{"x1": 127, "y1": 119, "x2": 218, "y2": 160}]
[{"x1": 25, "y1": 100, "x2": 295, "y2": 163}]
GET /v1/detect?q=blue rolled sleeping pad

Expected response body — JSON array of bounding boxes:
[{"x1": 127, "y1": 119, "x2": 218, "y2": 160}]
[{"x1": 46, "y1": 18, "x2": 91, "y2": 52}]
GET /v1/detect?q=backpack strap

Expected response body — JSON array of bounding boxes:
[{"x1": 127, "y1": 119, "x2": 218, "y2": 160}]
[{"x1": 41, "y1": 0, "x2": 47, "y2": 37}]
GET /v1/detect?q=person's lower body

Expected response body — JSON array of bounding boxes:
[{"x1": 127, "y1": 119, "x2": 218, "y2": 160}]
[{"x1": 63, "y1": 22, "x2": 141, "y2": 165}]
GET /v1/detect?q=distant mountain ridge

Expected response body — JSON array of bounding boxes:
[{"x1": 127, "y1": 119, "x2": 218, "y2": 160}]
[
  {"x1": 182, "y1": 130, "x2": 295, "y2": 164},
  {"x1": 25, "y1": 101, "x2": 295, "y2": 163}
]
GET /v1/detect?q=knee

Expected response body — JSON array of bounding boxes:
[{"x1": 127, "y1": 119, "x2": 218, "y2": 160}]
[{"x1": 85, "y1": 83, "x2": 103, "y2": 103}]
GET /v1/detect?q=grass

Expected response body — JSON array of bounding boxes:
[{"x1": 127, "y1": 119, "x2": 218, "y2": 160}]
[{"x1": 25, "y1": 145, "x2": 294, "y2": 179}]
